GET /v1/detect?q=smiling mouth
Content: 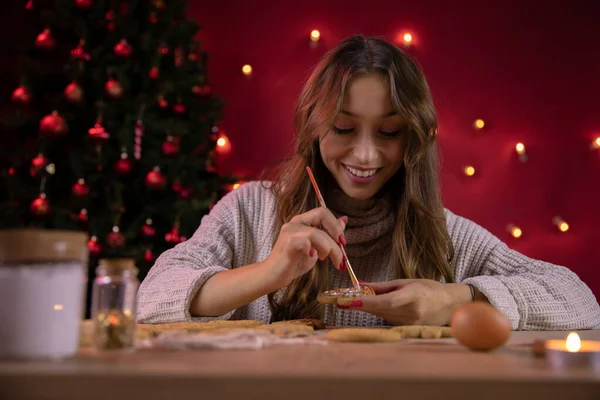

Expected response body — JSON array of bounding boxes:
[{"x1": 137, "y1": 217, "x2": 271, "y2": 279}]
[{"x1": 343, "y1": 164, "x2": 380, "y2": 178}]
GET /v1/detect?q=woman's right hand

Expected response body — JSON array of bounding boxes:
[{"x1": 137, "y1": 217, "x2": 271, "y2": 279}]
[{"x1": 263, "y1": 207, "x2": 348, "y2": 290}]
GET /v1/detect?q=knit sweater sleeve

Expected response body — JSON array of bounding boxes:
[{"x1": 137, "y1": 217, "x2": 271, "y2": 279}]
[
  {"x1": 136, "y1": 181, "x2": 271, "y2": 323},
  {"x1": 445, "y1": 209, "x2": 600, "y2": 331}
]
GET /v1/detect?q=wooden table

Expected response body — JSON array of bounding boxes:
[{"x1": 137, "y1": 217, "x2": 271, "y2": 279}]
[{"x1": 1, "y1": 329, "x2": 599, "y2": 400}]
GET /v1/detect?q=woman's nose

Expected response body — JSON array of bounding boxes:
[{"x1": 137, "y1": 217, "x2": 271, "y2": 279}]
[{"x1": 353, "y1": 132, "x2": 379, "y2": 165}]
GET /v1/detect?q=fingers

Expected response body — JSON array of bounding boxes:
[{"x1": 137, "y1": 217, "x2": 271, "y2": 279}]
[
  {"x1": 353, "y1": 290, "x2": 412, "y2": 313},
  {"x1": 288, "y1": 227, "x2": 344, "y2": 268},
  {"x1": 362, "y1": 280, "x2": 411, "y2": 295},
  {"x1": 290, "y1": 207, "x2": 347, "y2": 245}
]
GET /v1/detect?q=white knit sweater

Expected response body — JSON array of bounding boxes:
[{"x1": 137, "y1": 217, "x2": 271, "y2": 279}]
[{"x1": 136, "y1": 181, "x2": 600, "y2": 330}]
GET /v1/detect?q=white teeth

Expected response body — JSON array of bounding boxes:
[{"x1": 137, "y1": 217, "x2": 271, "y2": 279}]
[{"x1": 344, "y1": 165, "x2": 377, "y2": 178}]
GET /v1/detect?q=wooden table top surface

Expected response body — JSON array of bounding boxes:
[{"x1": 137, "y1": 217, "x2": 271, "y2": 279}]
[{"x1": 1, "y1": 329, "x2": 599, "y2": 400}]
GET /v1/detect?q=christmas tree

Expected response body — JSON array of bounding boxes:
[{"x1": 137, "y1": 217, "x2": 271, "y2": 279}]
[{"x1": 0, "y1": 0, "x2": 235, "y2": 281}]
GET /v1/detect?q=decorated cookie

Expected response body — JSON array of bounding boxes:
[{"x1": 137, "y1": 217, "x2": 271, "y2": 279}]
[
  {"x1": 328, "y1": 328, "x2": 403, "y2": 343},
  {"x1": 271, "y1": 318, "x2": 326, "y2": 330},
  {"x1": 391, "y1": 325, "x2": 453, "y2": 339},
  {"x1": 317, "y1": 286, "x2": 375, "y2": 306}
]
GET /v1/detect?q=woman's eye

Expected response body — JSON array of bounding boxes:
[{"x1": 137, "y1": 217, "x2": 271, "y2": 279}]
[
  {"x1": 379, "y1": 129, "x2": 403, "y2": 137},
  {"x1": 332, "y1": 126, "x2": 354, "y2": 134}
]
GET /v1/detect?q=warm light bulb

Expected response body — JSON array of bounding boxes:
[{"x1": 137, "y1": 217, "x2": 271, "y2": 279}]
[
  {"x1": 310, "y1": 30, "x2": 320, "y2": 41},
  {"x1": 233, "y1": 183, "x2": 240, "y2": 190},
  {"x1": 217, "y1": 137, "x2": 227, "y2": 147},
  {"x1": 515, "y1": 142, "x2": 526, "y2": 154},
  {"x1": 553, "y1": 216, "x2": 569, "y2": 232},
  {"x1": 507, "y1": 224, "x2": 522, "y2": 238},
  {"x1": 474, "y1": 119, "x2": 485, "y2": 129},
  {"x1": 242, "y1": 64, "x2": 252, "y2": 76},
  {"x1": 593, "y1": 137, "x2": 600, "y2": 149},
  {"x1": 566, "y1": 332, "x2": 581, "y2": 352},
  {"x1": 403, "y1": 33, "x2": 413, "y2": 44},
  {"x1": 53, "y1": 304, "x2": 63, "y2": 311},
  {"x1": 464, "y1": 166, "x2": 475, "y2": 176}
]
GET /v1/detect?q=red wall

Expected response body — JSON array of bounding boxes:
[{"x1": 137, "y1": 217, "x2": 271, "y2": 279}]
[{"x1": 188, "y1": 0, "x2": 600, "y2": 297}]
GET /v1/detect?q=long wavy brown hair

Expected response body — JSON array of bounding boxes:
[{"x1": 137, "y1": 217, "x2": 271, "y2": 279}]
[{"x1": 265, "y1": 35, "x2": 454, "y2": 322}]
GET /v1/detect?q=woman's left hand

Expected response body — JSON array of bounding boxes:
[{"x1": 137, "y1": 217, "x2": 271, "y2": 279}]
[{"x1": 340, "y1": 279, "x2": 474, "y2": 326}]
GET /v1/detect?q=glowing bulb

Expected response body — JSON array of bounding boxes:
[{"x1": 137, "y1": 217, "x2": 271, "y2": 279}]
[
  {"x1": 566, "y1": 332, "x2": 581, "y2": 352},
  {"x1": 403, "y1": 33, "x2": 413, "y2": 44},
  {"x1": 507, "y1": 224, "x2": 522, "y2": 238},
  {"x1": 242, "y1": 64, "x2": 252, "y2": 76},
  {"x1": 216, "y1": 137, "x2": 226, "y2": 147},
  {"x1": 233, "y1": 183, "x2": 240, "y2": 190},
  {"x1": 474, "y1": 119, "x2": 485, "y2": 129},
  {"x1": 310, "y1": 30, "x2": 320, "y2": 41},
  {"x1": 515, "y1": 142, "x2": 526, "y2": 154},
  {"x1": 592, "y1": 137, "x2": 600, "y2": 149},
  {"x1": 53, "y1": 304, "x2": 63, "y2": 310},
  {"x1": 464, "y1": 166, "x2": 475, "y2": 176},
  {"x1": 553, "y1": 216, "x2": 570, "y2": 232}
]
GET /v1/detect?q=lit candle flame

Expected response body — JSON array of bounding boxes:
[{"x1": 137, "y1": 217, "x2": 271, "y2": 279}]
[{"x1": 566, "y1": 332, "x2": 581, "y2": 352}]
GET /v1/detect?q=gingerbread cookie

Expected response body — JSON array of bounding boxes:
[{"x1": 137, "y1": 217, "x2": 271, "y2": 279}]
[
  {"x1": 317, "y1": 286, "x2": 375, "y2": 306},
  {"x1": 138, "y1": 319, "x2": 264, "y2": 338},
  {"x1": 391, "y1": 325, "x2": 452, "y2": 339},
  {"x1": 271, "y1": 318, "x2": 326, "y2": 330},
  {"x1": 328, "y1": 328, "x2": 403, "y2": 343},
  {"x1": 257, "y1": 324, "x2": 315, "y2": 338}
]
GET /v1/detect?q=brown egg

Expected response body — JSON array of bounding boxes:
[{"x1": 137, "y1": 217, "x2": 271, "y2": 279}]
[{"x1": 451, "y1": 301, "x2": 511, "y2": 351}]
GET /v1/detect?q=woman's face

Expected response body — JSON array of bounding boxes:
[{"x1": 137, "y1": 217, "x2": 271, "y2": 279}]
[{"x1": 319, "y1": 74, "x2": 407, "y2": 200}]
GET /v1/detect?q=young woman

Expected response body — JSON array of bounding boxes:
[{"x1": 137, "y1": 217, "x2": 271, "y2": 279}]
[{"x1": 136, "y1": 35, "x2": 600, "y2": 330}]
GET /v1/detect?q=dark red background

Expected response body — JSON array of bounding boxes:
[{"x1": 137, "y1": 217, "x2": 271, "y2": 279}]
[{"x1": 189, "y1": 0, "x2": 600, "y2": 297}]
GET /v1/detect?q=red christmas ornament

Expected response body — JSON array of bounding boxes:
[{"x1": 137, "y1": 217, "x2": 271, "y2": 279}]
[
  {"x1": 172, "y1": 180, "x2": 182, "y2": 192},
  {"x1": 40, "y1": 111, "x2": 68, "y2": 137},
  {"x1": 26, "y1": 0, "x2": 34, "y2": 10},
  {"x1": 161, "y1": 136, "x2": 179, "y2": 156},
  {"x1": 173, "y1": 102, "x2": 186, "y2": 114},
  {"x1": 78, "y1": 208, "x2": 88, "y2": 223},
  {"x1": 188, "y1": 52, "x2": 199, "y2": 62},
  {"x1": 165, "y1": 227, "x2": 182, "y2": 244},
  {"x1": 105, "y1": 78, "x2": 123, "y2": 98},
  {"x1": 87, "y1": 236, "x2": 102, "y2": 257},
  {"x1": 158, "y1": 42, "x2": 169, "y2": 55},
  {"x1": 105, "y1": 10, "x2": 114, "y2": 20},
  {"x1": 192, "y1": 84, "x2": 211, "y2": 96},
  {"x1": 149, "y1": 66, "x2": 159, "y2": 79},
  {"x1": 12, "y1": 86, "x2": 31, "y2": 104},
  {"x1": 157, "y1": 95, "x2": 168, "y2": 108},
  {"x1": 149, "y1": 12, "x2": 157, "y2": 24},
  {"x1": 64, "y1": 81, "x2": 83, "y2": 103},
  {"x1": 72, "y1": 178, "x2": 89, "y2": 197},
  {"x1": 141, "y1": 219, "x2": 156, "y2": 238},
  {"x1": 144, "y1": 249, "x2": 155, "y2": 262},
  {"x1": 145, "y1": 166, "x2": 166, "y2": 190},
  {"x1": 88, "y1": 120, "x2": 110, "y2": 143},
  {"x1": 107, "y1": 227, "x2": 125, "y2": 248},
  {"x1": 35, "y1": 29, "x2": 55, "y2": 51},
  {"x1": 30, "y1": 193, "x2": 50, "y2": 216},
  {"x1": 70, "y1": 40, "x2": 91, "y2": 61},
  {"x1": 178, "y1": 186, "x2": 194, "y2": 199},
  {"x1": 75, "y1": 0, "x2": 92, "y2": 9},
  {"x1": 114, "y1": 152, "x2": 133, "y2": 176},
  {"x1": 30, "y1": 153, "x2": 48, "y2": 176},
  {"x1": 114, "y1": 39, "x2": 132, "y2": 57}
]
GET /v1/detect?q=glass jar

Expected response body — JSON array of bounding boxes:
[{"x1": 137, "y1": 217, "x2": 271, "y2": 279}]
[
  {"x1": 0, "y1": 229, "x2": 88, "y2": 360},
  {"x1": 91, "y1": 258, "x2": 139, "y2": 351}
]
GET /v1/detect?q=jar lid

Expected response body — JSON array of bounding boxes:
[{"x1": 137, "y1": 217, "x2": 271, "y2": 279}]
[
  {"x1": 0, "y1": 228, "x2": 88, "y2": 264},
  {"x1": 97, "y1": 258, "x2": 138, "y2": 276}
]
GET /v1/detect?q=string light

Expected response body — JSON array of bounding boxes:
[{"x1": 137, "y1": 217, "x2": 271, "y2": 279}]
[
  {"x1": 216, "y1": 137, "x2": 226, "y2": 147},
  {"x1": 233, "y1": 183, "x2": 241, "y2": 190},
  {"x1": 507, "y1": 224, "x2": 522, "y2": 238},
  {"x1": 242, "y1": 64, "x2": 252, "y2": 76},
  {"x1": 310, "y1": 30, "x2": 320, "y2": 42},
  {"x1": 474, "y1": 119, "x2": 485, "y2": 129},
  {"x1": 591, "y1": 136, "x2": 600, "y2": 150},
  {"x1": 402, "y1": 33, "x2": 413, "y2": 45},
  {"x1": 552, "y1": 216, "x2": 570, "y2": 232},
  {"x1": 464, "y1": 166, "x2": 476, "y2": 176},
  {"x1": 515, "y1": 142, "x2": 528, "y2": 162}
]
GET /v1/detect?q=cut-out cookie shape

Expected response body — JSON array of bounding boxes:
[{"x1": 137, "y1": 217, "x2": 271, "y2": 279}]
[
  {"x1": 328, "y1": 328, "x2": 403, "y2": 343},
  {"x1": 317, "y1": 285, "x2": 375, "y2": 306}
]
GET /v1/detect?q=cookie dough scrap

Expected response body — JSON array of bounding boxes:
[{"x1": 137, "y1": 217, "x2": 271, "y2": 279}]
[
  {"x1": 138, "y1": 319, "x2": 264, "y2": 338},
  {"x1": 328, "y1": 328, "x2": 403, "y2": 343},
  {"x1": 317, "y1": 286, "x2": 375, "y2": 306},
  {"x1": 271, "y1": 319, "x2": 326, "y2": 330},
  {"x1": 391, "y1": 325, "x2": 452, "y2": 339},
  {"x1": 257, "y1": 324, "x2": 315, "y2": 338}
]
